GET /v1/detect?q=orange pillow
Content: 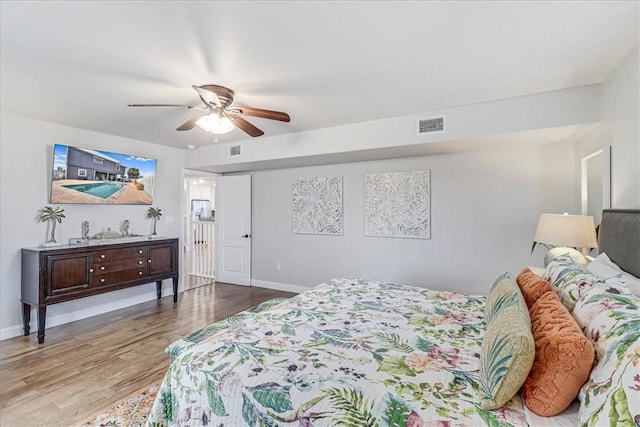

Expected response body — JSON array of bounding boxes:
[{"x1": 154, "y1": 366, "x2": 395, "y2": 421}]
[
  {"x1": 522, "y1": 291, "x2": 594, "y2": 416},
  {"x1": 516, "y1": 268, "x2": 552, "y2": 309}
]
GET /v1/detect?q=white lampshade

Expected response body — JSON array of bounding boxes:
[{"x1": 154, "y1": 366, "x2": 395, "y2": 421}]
[
  {"x1": 534, "y1": 213, "x2": 598, "y2": 248},
  {"x1": 196, "y1": 113, "x2": 235, "y2": 134}
]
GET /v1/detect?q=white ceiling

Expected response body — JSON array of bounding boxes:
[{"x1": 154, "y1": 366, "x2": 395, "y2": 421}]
[{"x1": 1, "y1": 1, "x2": 638, "y2": 150}]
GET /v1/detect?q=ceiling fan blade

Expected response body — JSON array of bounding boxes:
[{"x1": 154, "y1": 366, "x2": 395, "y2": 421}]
[
  {"x1": 192, "y1": 85, "x2": 221, "y2": 107},
  {"x1": 176, "y1": 112, "x2": 207, "y2": 131},
  {"x1": 128, "y1": 103, "x2": 199, "y2": 108},
  {"x1": 236, "y1": 107, "x2": 290, "y2": 122},
  {"x1": 228, "y1": 113, "x2": 264, "y2": 137}
]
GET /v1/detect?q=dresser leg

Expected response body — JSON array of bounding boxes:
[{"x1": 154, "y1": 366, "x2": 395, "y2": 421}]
[
  {"x1": 22, "y1": 303, "x2": 31, "y2": 336},
  {"x1": 37, "y1": 306, "x2": 46, "y2": 344},
  {"x1": 156, "y1": 281, "x2": 162, "y2": 299},
  {"x1": 172, "y1": 277, "x2": 178, "y2": 302}
]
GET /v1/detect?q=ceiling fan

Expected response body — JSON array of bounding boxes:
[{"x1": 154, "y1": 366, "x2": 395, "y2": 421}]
[{"x1": 128, "y1": 85, "x2": 290, "y2": 137}]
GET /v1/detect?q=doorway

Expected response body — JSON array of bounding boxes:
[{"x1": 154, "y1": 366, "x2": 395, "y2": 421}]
[{"x1": 182, "y1": 171, "x2": 218, "y2": 291}]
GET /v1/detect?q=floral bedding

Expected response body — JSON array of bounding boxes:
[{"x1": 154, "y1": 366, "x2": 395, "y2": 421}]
[
  {"x1": 166, "y1": 298, "x2": 288, "y2": 360},
  {"x1": 544, "y1": 256, "x2": 640, "y2": 427},
  {"x1": 147, "y1": 278, "x2": 529, "y2": 426},
  {"x1": 574, "y1": 288, "x2": 640, "y2": 426}
]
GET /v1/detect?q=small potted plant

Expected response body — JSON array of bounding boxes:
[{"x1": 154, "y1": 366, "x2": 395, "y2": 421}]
[
  {"x1": 146, "y1": 207, "x2": 162, "y2": 235},
  {"x1": 39, "y1": 206, "x2": 66, "y2": 245}
]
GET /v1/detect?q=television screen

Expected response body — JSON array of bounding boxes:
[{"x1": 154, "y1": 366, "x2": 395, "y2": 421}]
[{"x1": 50, "y1": 144, "x2": 157, "y2": 205}]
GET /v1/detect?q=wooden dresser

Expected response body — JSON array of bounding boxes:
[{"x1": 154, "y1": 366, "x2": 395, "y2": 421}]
[{"x1": 21, "y1": 237, "x2": 179, "y2": 343}]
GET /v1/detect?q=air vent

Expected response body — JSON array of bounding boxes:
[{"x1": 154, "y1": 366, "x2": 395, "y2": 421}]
[
  {"x1": 229, "y1": 145, "x2": 242, "y2": 157},
  {"x1": 417, "y1": 116, "x2": 445, "y2": 135}
]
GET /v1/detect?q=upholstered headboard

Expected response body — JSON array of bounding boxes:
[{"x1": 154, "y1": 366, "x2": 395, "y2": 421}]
[{"x1": 599, "y1": 209, "x2": 640, "y2": 278}]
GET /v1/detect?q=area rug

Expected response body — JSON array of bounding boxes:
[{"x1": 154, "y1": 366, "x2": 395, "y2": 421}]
[{"x1": 73, "y1": 379, "x2": 161, "y2": 427}]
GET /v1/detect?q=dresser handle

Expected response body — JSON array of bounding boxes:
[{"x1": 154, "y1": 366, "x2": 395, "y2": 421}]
[
  {"x1": 100, "y1": 254, "x2": 106, "y2": 259},
  {"x1": 100, "y1": 278, "x2": 106, "y2": 283},
  {"x1": 100, "y1": 266, "x2": 106, "y2": 271},
  {"x1": 138, "y1": 250, "x2": 143, "y2": 254},
  {"x1": 138, "y1": 261, "x2": 143, "y2": 265},
  {"x1": 148, "y1": 259, "x2": 151, "y2": 263},
  {"x1": 89, "y1": 268, "x2": 94, "y2": 273},
  {"x1": 138, "y1": 271, "x2": 143, "y2": 275}
]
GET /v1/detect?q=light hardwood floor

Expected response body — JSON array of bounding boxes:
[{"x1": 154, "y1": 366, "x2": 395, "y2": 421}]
[{"x1": 0, "y1": 281, "x2": 295, "y2": 427}]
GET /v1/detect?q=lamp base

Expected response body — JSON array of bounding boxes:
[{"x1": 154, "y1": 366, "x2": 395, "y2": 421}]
[{"x1": 544, "y1": 247, "x2": 588, "y2": 268}]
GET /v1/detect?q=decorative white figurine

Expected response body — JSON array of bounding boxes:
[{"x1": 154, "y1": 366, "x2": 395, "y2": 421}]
[
  {"x1": 120, "y1": 219, "x2": 130, "y2": 236},
  {"x1": 82, "y1": 220, "x2": 90, "y2": 240}
]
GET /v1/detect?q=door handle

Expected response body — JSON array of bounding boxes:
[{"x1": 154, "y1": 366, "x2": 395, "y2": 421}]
[{"x1": 241, "y1": 234, "x2": 251, "y2": 238}]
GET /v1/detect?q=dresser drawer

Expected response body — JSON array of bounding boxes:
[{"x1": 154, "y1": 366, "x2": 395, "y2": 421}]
[
  {"x1": 91, "y1": 246, "x2": 149, "y2": 262},
  {"x1": 91, "y1": 268, "x2": 149, "y2": 287},
  {"x1": 90, "y1": 257, "x2": 149, "y2": 274}
]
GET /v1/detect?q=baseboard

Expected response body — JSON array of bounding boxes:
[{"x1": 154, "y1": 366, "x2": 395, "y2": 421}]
[
  {"x1": 0, "y1": 284, "x2": 175, "y2": 342},
  {"x1": 0, "y1": 325, "x2": 24, "y2": 341},
  {"x1": 250, "y1": 279, "x2": 307, "y2": 294}
]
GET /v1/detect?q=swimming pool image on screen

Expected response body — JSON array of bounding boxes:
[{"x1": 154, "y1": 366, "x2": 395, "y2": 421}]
[
  {"x1": 62, "y1": 182, "x2": 125, "y2": 199},
  {"x1": 50, "y1": 144, "x2": 157, "y2": 205}
]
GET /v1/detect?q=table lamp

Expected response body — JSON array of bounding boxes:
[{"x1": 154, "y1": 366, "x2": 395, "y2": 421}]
[{"x1": 533, "y1": 213, "x2": 598, "y2": 267}]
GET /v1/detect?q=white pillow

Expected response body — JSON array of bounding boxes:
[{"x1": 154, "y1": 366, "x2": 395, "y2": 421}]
[{"x1": 586, "y1": 252, "x2": 640, "y2": 296}]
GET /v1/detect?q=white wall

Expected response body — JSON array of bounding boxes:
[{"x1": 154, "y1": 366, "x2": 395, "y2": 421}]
[
  {"x1": 250, "y1": 141, "x2": 577, "y2": 295},
  {"x1": 0, "y1": 113, "x2": 185, "y2": 339},
  {"x1": 186, "y1": 85, "x2": 600, "y2": 173},
  {"x1": 576, "y1": 44, "x2": 640, "y2": 208}
]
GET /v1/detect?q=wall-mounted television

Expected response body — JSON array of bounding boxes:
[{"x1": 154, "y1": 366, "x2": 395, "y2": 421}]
[{"x1": 50, "y1": 144, "x2": 157, "y2": 205}]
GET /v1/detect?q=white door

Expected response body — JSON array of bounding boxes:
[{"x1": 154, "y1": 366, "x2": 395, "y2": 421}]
[{"x1": 216, "y1": 175, "x2": 251, "y2": 285}]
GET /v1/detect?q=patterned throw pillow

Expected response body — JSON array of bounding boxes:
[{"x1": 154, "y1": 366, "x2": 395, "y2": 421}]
[
  {"x1": 572, "y1": 286, "x2": 626, "y2": 339},
  {"x1": 485, "y1": 272, "x2": 529, "y2": 325},
  {"x1": 573, "y1": 289, "x2": 640, "y2": 426},
  {"x1": 480, "y1": 273, "x2": 535, "y2": 410},
  {"x1": 521, "y1": 292, "x2": 594, "y2": 416},
  {"x1": 516, "y1": 268, "x2": 553, "y2": 309},
  {"x1": 543, "y1": 256, "x2": 630, "y2": 312},
  {"x1": 587, "y1": 252, "x2": 640, "y2": 297}
]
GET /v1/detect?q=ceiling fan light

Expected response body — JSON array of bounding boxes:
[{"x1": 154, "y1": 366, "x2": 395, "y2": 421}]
[{"x1": 195, "y1": 113, "x2": 235, "y2": 134}]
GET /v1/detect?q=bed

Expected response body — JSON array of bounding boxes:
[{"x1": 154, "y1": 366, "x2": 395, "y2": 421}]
[{"x1": 147, "y1": 209, "x2": 640, "y2": 426}]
